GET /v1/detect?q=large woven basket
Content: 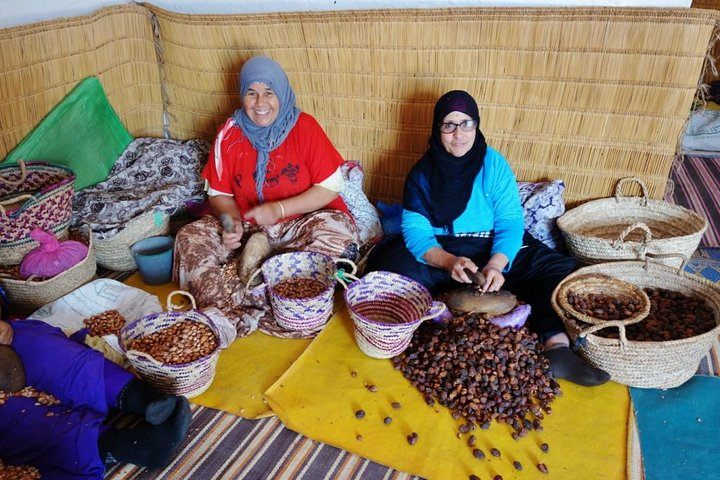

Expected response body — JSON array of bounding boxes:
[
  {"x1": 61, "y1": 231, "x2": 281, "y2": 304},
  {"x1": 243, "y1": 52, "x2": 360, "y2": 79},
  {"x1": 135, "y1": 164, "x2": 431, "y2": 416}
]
[
  {"x1": 0, "y1": 225, "x2": 96, "y2": 315},
  {"x1": 119, "y1": 290, "x2": 220, "y2": 398},
  {"x1": 95, "y1": 210, "x2": 170, "y2": 271},
  {"x1": 0, "y1": 160, "x2": 76, "y2": 265},
  {"x1": 344, "y1": 271, "x2": 448, "y2": 359},
  {"x1": 247, "y1": 251, "x2": 356, "y2": 332},
  {"x1": 551, "y1": 254, "x2": 720, "y2": 389},
  {"x1": 557, "y1": 177, "x2": 707, "y2": 267}
]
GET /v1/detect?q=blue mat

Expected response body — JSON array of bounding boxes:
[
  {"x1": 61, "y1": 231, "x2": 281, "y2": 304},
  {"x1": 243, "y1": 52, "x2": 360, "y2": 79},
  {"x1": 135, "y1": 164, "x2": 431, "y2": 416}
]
[{"x1": 630, "y1": 375, "x2": 720, "y2": 480}]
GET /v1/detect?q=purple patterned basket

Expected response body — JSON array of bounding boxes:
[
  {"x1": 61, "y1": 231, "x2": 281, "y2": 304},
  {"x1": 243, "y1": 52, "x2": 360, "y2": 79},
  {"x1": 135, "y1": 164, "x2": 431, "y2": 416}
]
[
  {"x1": 250, "y1": 251, "x2": 355, "y2": 332},
  {"x1": 344, "y1": 271, "x2": 447, "y2": 359}
]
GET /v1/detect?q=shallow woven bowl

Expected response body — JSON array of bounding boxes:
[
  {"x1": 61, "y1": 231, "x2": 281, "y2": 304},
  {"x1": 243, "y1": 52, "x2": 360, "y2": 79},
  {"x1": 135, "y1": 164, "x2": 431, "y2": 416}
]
[{"x1": 556, "y1": 273, "x2": 650, "y2": 326}]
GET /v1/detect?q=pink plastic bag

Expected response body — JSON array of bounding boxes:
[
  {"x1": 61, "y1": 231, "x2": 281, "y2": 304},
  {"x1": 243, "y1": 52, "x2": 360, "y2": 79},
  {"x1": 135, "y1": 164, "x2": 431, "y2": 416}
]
[{"x1": 19, "y1": 228, "x2": 88, "y2": 278}]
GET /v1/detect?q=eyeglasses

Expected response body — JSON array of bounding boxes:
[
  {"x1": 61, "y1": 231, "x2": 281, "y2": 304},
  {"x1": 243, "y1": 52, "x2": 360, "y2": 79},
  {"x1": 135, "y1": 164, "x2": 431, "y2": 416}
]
[{"x1": 438, "y1": 119, "x2": 478, "y2": 134}]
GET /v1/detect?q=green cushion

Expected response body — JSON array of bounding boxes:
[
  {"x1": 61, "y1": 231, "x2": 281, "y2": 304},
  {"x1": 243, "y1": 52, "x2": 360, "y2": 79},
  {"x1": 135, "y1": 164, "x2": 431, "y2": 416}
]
[{"x1": 3, "y1": 77, "x2": 133, "y2": 190}]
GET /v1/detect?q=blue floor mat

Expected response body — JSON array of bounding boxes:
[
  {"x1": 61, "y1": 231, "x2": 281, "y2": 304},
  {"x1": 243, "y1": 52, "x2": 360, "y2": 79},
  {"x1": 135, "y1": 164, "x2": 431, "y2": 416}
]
[{"x1": 630, "y1": 375, "x2": 720, "y2": 480}]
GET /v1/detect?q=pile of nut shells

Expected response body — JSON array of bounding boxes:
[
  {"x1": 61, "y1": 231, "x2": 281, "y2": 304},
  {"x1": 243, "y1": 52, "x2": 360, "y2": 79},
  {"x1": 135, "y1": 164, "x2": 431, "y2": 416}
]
[
  {"x1": 393, "y1": 312, "x2": 560, "y2": 439},
  {"x1": 126, "y1": 320, "x2": 218, "y2": 364}
]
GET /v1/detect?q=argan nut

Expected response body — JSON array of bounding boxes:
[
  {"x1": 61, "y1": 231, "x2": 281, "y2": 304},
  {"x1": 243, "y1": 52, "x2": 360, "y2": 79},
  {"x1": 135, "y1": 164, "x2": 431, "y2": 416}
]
[
  {"x1": 472, "y1": 448, "x2": 485, "y2": 459},
  {"x1": 537, "y1": 463, "x2": 549, "y2": 474},
  {"x1": 490, "y1": 448, "x2": 501, "y2": 457},
  {"x1": 494, "y1": 476, "x2": 503, "y2": 480},
  {"x1": 383, "y1": 416, "x2": 392, "y2": 425},
  {"x1": 540, "y1": 442, "x2": 550, "y2": 453},
  {"x1": 469, "y1": 476, "x2": 481, "y2": 480},
  {"x1": 513, "y1": 461, "x2": 523, "y2": 471},
  {"x1": 391, "y1": 401, "x2": 402, "y2": 409},
  {"x1": 355, "y1": 409, "x2": 365, "y2": 419},
  {"x1": 367, "y1": 384, "x2": 378, "y2": 392},
  {"x1": 407, "y1": 432, "x2": 419, "y2": 445},
  {"x1": 467, "y1": 435, "x2": 476, "y2": 447}
]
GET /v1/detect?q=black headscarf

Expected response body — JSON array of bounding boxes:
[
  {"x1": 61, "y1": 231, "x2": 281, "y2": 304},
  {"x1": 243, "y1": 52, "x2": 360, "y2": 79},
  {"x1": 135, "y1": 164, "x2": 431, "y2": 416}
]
[{"x1": 403, "y1": 90, "x2": 488, "y2": 230}]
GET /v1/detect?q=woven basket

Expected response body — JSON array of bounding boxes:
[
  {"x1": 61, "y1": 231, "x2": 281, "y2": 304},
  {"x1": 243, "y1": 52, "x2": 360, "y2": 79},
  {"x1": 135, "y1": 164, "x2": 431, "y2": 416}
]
[
  {"x1": 556, "y1": 273, "x2": 650, "y2": 326},
  {"x1": 119, "y1": 290, "x2": 220, "y2": 398},
  {"x1": 344, "y1": 271, "x2": 448, "y2": 359},
  {"x1": 246, "y1": 251, "x2": 356, "y2": 332},
  {"x1": 551, "y1": 254, "x2": 720, "y2": 389},
  {"x1": 557, "y1": 177, "x2": 708, "y2": 267},
  {"x1": 0, "y1": 160, "x2": 76, "y2": 265},
  {"x1": 95, "y1": 210, "x2": 170, "y2": 271},
  {"x1": 0, "y1": 225, "x2": 96, "y2": 314}
]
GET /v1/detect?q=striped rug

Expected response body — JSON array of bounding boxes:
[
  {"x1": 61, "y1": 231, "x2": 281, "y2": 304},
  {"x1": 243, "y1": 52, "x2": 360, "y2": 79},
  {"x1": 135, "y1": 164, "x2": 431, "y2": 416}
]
[
  {"x1": 105, "y1": 406, "x2": 420, "y2": 480},
  {"x1": 664, "y1": 155, "x2": 720, "y2": 247}
]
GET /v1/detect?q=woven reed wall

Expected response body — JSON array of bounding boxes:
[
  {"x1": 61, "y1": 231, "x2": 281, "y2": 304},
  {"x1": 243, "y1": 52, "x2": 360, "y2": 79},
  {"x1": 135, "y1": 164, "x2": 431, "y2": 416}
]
[
  {"x1": 147, "y1": 6, "x2": 719, "y2": 206},
  {"x1": 1, "y1": 5, "x2": 718, "y2": 206},
  {"x1": 0, "y1": 4, "x2": 163, "y2": 159}
]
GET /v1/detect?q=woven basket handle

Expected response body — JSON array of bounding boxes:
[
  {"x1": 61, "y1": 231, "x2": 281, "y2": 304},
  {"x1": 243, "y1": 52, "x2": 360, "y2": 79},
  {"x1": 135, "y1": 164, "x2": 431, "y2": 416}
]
[
  {"x1": 333, "y1": 258, "x2": 359, "y2": 288},
  {"x1": 334, "y1": 258, "x2": 358, "y2": 276},
  {"x1": 243, "y1": 268, "x2": 266, "y2": 297},
  {"x1": 643, "y1": 252, "x2": 688, "y2": 272},
  {"x1": 611, "y1": 222, "x2": 652, "y2": 254},
  {"x1": 614, "y1": 176, "x2": 649, "y2": 206},
  {"x1": 577, "y1": 319, "x2": 632, "y2": 348},
  {"x1": 0, "y1": 159, "x2": 28, "y2": 187},
  {"x1": 166, "y1": 290, "x2": 197, "y2": 311},
  {"x1": 0, "y1": 193, "x2": 37, "y2": 216},
  {"x1": 420, "y1": 300, "x2": 448, "y2": 322}
]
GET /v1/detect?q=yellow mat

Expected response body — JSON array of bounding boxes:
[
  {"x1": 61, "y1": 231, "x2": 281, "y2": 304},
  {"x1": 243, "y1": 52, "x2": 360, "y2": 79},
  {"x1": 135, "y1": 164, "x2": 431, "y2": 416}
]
[
  {"x1": 265, "y1": 308, "x2": 629, "y2": 480},
  {"x1": 124, "y1": 273, "x2": 311, "y2": 418}
]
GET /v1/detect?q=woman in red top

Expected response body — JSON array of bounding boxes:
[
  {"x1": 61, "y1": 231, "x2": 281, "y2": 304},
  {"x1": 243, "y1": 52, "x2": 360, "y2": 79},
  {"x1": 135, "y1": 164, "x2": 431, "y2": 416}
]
[{"x1": 173, "y1": 56, "x2": 359, "y2": 339}]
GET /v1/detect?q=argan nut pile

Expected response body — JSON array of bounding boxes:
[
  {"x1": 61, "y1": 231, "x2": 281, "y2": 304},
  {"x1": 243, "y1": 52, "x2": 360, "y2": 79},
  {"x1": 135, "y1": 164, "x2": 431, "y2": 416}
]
[
  {"x1": 393, "y1": 312, "x2": 560, "y2": 438},
  {"x1": 84, "y1": 309, "x2": 126, "y2": 337},
  {"x1": 592, "y1": 287, "x2": 716, "y2": 342},
  {"x1": 566, "y1": 291, "x2": 644, "y2": 321},
  {"x1": 0, "y1": 460, "x2": 42, "y2": 480},
  {"x1": 0, "y1": 386, "x2": 61, "y2": 407}
]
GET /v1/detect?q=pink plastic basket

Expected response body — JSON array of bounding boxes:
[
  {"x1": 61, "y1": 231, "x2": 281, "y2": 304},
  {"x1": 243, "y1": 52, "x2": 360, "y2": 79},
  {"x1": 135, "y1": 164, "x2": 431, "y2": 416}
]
[{"x1": 344, "y1": 271, "x2": 447, "y2": 359}]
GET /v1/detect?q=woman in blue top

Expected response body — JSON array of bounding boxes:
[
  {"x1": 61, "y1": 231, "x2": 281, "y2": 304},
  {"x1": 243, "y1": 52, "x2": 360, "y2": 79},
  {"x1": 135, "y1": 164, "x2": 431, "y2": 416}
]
[{"x1": 367, "y1": 90, "x2": 609, "y2": 387}]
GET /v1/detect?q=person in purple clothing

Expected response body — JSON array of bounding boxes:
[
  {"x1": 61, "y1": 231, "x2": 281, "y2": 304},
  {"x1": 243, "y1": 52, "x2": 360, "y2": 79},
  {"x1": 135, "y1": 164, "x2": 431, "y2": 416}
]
[
  {"x1": 0, "y1": 318, "x2": 192, "y2": 479},
  {"x1": 366, "y1": 90, "x2": 610, "y2": 387}
]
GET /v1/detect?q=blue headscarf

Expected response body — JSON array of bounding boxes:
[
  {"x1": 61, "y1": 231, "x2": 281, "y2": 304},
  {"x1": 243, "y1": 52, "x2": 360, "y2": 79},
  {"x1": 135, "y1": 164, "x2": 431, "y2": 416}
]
[{"x1": 232, "y1": 56, "x2": 301, "y2": 202}]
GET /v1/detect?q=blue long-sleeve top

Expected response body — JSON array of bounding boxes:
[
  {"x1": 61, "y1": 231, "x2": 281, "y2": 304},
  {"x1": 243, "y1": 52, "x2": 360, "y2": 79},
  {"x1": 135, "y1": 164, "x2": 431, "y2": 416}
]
[{"x1": 401, "y1": 146, "x2": 525, "y2": 269}]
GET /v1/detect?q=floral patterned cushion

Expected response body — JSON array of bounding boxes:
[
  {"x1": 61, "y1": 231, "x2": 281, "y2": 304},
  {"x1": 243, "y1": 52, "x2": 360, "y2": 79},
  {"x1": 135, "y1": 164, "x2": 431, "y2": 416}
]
[{"x1": 517, "y1": 179, "x2": 566, "y2": 250}]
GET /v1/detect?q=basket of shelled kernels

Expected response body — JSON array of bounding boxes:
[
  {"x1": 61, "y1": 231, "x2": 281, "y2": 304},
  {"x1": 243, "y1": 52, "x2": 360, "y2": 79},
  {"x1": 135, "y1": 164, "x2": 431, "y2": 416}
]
[{"x1": 119, "y1": 290, "x2": 220, "y2": 398}]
